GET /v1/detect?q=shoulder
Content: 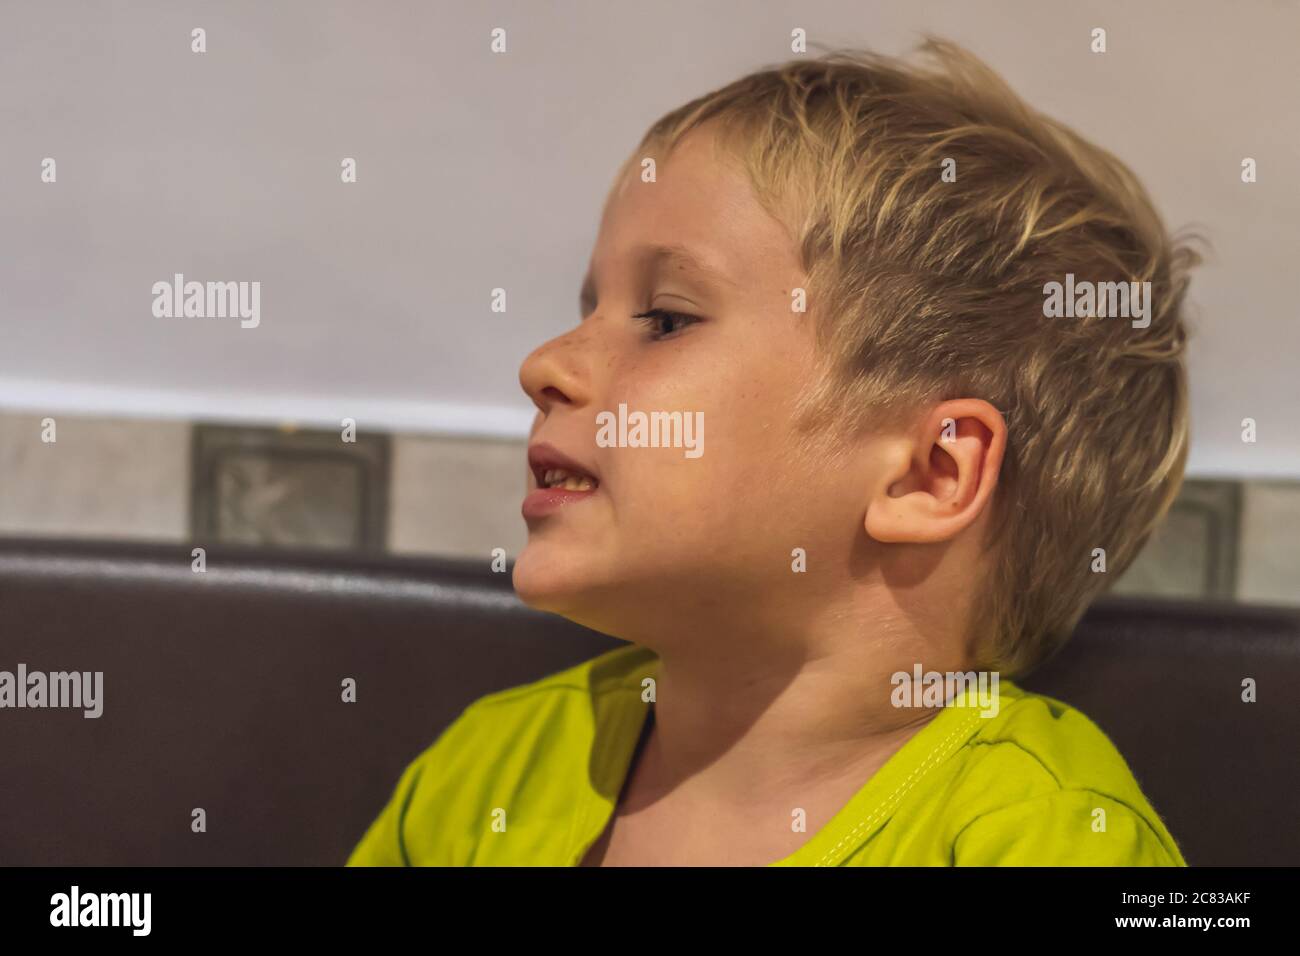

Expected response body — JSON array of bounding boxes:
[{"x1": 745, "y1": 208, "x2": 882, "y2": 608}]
[
  {"x1": 347, "y1": 642, "x2": 653, "y2": 866},
  {"x1": 464, "y1": 640, "x2": 655, "y2": 720},
  {"x1": 947, "y1": 682, "x2": 1186, "y2": 865},
  {"x1": 420, "y1": 638, "x2": 651, "y2": 740}
]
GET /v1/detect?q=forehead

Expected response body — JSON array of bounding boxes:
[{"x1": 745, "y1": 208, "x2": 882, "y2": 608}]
[{"x1": 586, "y1": 127, "x2": 800, "y2": 293}]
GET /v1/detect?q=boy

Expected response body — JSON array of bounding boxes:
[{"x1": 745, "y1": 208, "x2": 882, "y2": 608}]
[{"x1": 348, "y1": 38, "x2": 1196, "y2": 866}]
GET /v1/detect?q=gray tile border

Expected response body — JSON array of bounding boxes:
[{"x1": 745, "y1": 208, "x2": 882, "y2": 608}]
[
  {"x1": 387, "y1": 434, "x2": 528, "y2": 559},
  {"x1": 1238, "y1": 481, "x2": 1300, "y2": 606},
  {"x1": 0, "y1": 411, "x2": 1296, "y2": 604},
  {"x1": 0, "y1": 412, "x2": 189, "y2": 540},
  {"x1": 190, "y1": 423, "x2": 390, "y2": 552}
]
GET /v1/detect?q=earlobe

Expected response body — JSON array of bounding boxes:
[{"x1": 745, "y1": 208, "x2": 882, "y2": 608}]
[
  {"x1": 863, "y1": 400, "x2": 1006, "y2": 545},
  {"x1": 863, "y1": 443, "x2": 929, "y2": 543},
  {"x1": 864, "y1": 500, "x2": 922, "y2": 543}
]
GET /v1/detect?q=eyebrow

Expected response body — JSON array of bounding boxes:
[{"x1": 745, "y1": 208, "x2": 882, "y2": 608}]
[{"x1": 579, "y1": 243, "x2": 737, "y2": 317}]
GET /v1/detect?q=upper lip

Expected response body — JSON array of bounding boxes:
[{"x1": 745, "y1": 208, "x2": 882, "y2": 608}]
[{"x1": 527, "y1": 441, "x2": 600, "y2": 490}]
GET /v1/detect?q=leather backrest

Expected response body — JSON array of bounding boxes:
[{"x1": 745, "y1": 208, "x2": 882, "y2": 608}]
[{"x1": 1, "y1": 538, "x2": 1295, "y2": 865}]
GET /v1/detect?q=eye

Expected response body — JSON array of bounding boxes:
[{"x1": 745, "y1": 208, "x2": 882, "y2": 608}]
[{"x1": 631, "y1": 308, "x2": 701, "y2": 340}]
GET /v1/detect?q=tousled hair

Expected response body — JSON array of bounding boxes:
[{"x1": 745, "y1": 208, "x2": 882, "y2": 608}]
[{"x1": 632, "y1": 37, "x2": 1202, "y2": 677}]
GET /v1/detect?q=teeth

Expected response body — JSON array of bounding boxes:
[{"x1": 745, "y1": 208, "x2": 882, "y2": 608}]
[{"x1": 541, "y1": 468, "x2": 596, "y2": 491}]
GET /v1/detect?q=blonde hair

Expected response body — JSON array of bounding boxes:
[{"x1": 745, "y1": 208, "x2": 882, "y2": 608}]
[{"x1": 633, "y1": 38, "x2": 1202, "y2": 677}]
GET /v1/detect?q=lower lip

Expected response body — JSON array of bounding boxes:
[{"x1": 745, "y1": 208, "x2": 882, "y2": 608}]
[{"x1": 522, "y1": 486, "x2": 599, "y2": 520}]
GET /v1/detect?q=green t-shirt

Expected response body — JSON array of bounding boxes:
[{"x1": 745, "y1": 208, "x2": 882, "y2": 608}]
[{"x1": 347, "y1": 642, "x2": 1186, "y2": 866}]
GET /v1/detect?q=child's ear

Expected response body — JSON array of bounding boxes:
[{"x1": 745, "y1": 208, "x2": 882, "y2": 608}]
[{"x1": 864, "y1": 399, "x2": 1007, "y2": 544}]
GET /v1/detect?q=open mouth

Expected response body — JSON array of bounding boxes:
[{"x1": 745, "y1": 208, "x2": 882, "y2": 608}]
[
  {"x1": 524, "y1": 442, "x2": 602, "y2": 519},
  {"x1": 528, "y1": 441, "x2": 600, "y2": 492},
  {"x1": 538, "y1": 468, "x2": 598, "y2": 492}
]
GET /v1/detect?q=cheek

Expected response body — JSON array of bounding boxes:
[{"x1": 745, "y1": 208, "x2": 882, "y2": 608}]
[
  {"x1": 599, "y1": 330, "x2": 819, "y2": 538},
  {"x1": 601, "y1": 401, "x2": 803, "y2": 549},
  {"x1": 604, "y1": 453, "x2": 820, "y2": 587}
]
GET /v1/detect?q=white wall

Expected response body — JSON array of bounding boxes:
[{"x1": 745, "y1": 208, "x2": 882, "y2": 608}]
[{"x1": 2, "y1": 0, "x2": 1297, "y2": 474}]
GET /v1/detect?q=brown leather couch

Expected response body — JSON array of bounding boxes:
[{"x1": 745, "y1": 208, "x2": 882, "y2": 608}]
[{"x1": 1, "y1": 537, "x2": 1295, "y2": 866}]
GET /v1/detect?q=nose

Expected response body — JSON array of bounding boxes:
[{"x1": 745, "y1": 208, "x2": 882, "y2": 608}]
[{"x1": 519, "y1": 324, "x2": 593, "y2": 417}]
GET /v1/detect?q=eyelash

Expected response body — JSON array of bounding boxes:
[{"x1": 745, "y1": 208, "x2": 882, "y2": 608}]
[{"x1": 631, "y1": 308, "x2": 701, "y2": 340}]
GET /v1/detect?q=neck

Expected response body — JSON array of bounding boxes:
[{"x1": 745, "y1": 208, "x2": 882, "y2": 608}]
[{"x1": 634, "y1": 580, "x2": 974, "y2": 808}]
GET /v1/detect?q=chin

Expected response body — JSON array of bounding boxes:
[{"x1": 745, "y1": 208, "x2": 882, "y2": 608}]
[
  {"x1": 512, "y1": 547, "x2": 640, "y2": 639},
  {"x1": 512, "y1": 545, "x2": 592, "y2": 613}
]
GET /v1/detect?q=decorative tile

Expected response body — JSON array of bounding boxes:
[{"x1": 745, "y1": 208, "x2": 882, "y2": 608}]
[
  {"x1": 190, "y1": 424, "x2": 389, "y2": 551},
  {"x1": 1112, "y1": 480, "x2": 1241, "y2": 599}
]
